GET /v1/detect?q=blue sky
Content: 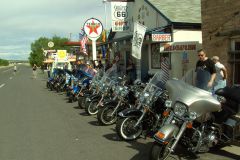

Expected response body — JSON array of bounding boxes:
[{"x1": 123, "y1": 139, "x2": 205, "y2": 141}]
[{"x1": 0, "y1": 0, "x2": 111, "y2": 60}]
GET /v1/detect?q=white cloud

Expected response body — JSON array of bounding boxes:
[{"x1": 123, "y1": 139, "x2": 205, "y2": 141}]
[{"x1": 0, "y1": 0, "x2": 111, "y2": 60}]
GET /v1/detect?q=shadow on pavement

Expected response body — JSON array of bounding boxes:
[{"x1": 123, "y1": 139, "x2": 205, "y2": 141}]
[
  {"x1": 88, "y1": 120, "x2": 100, "y2": 126},
  {"x1": 79, "y1": 112, "x2": 89, "y2": 116},
  {"x1": 209, "y1": 148, "x2": 240, "y2": 160},
  {"x1": 103, "y1": 133, "x2": 122, "y2": 142},
  {"x1": 73, "y1": 106, "x2": 81, "y2": 109}
]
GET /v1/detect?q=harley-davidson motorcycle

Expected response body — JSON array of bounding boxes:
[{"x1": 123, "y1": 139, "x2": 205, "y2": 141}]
[
  {"x1": 97, "y1": 81, "x2": 141, "y2": 125},
  {"x1": 78, "y1": 69, "x2": 104, "y2": 109},
  {"x1": 150, "y1": 69, "x2": 240, "y2": 160},
  {"x1": 116, "y1": 71, "x2": 168, "y2": 141},
  {"x1": 84, "y1": 68, "x2": 120, "y2": 115}
]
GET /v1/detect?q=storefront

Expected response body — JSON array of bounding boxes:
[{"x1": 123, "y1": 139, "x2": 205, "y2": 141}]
[{"x1": 108, "y1": 0, "x2": 201, "y2": 81}]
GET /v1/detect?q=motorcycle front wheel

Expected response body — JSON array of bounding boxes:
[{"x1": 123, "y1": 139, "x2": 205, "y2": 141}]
[
  {"x1": 78, "y1": 96, "x2": 84, "y2": 109},
  {"x1": 149, "y1": 142, "x2": 172, "y2": 160},
  {"x1": 97, "y1": 105, "x2": 117, "y2": 125},
  {"x1": 85, "y1": 100, "x2": 99, "y2": 115},
  {"x1": 116, "y1": 117, "x2": 142, "y2": 141}
]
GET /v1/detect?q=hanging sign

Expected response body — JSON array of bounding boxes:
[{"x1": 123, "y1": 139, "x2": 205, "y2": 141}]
[
  {"x1": 152, "y1": 32, "x2": 172, "y2": 42},
  {"x1": 132, "y1": 22, "x2": 147, "y2": 59},
  {"x1": 111, "y1": 2, "x2": 132, "y2": 32},
  {"x1": 160, "y1": 42, "x2": 198, "y2": 53}
]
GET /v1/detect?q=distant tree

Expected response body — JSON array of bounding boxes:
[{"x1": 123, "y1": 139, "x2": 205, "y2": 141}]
[
  {"x1": 28, "y1": 36, "x2": 70, "y2": 66},
  {"x1": 0, "y1": 59, "x2": 9, "y2": 66}
]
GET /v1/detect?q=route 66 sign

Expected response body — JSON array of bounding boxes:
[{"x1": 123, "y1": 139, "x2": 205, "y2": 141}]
[
  {"x1": 113, "y1": 4, "x2": 128, "y2": 20},
  {"x1": 111, "y1": 2, "x2": 132, "y2": 32},
  {"x1": 83, "y1": 18, "x2": 103, "y2": 41}
]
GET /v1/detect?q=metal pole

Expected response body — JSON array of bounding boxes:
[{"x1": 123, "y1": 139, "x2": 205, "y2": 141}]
[{"x1": 103, "y1": 0, "x2": 107, "y2": 29}]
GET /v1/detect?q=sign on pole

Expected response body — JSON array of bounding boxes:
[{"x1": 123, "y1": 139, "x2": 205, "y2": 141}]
[
  {"x1": 111, "y1": 1, "x2": 132, "y2": 32},
  {"x1": 57, "y1": 50, "x2": 67, "y2": 61},
  {"x1": 48, "y1": 41, "x2": 54, "y2": 48},
  {"x1": 132, "y1": 22, "x2": 147, "y2": 59},
  {"x1": 83, "y1": 18, "x2": 103, "y2": 60}
]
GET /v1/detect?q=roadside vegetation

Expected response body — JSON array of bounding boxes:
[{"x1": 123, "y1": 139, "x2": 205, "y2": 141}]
[
  {"x1": 28, "y1": 36, "x2": 70, "y2": 67},
  {"x1": 0, "y1": 59, "x2": 9, "y2": 66}
]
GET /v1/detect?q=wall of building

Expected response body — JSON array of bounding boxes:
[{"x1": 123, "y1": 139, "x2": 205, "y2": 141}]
[
  {"x1": 201, "y1": 0, "x2": 240, "y2": 84},
  {"x1": 113, "y1": 0, "x2": 169, "y2": 39}
]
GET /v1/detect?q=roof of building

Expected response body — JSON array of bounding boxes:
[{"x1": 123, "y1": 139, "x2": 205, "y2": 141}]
[{"x1": 146, "y1": 0, "x2": 201, "y2": 23}]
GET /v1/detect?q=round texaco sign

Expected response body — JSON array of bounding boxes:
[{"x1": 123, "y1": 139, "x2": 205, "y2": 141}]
[{"x1": 83, "y1": 18, "x2": 103, "y2": 41}]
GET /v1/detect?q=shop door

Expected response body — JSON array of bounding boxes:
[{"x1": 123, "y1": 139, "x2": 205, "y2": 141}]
[{"x1": 141, "y1": 45, "x2": 149, "y2": 82}]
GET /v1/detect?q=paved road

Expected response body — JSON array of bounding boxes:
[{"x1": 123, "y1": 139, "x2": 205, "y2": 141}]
[{"x1": 0, "y1": 65, "x2": 239, "y2": 160}]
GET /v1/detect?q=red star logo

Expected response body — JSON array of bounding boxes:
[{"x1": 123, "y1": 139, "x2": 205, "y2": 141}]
[{"x1": 86, "y1": 20, "x2": 100, "y2": 35}]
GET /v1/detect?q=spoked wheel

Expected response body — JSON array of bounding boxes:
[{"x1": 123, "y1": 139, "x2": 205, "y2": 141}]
[
  {"x1": 68, "y1": 94, "x2": 74, "y2": 103},
  {"x1": 116, "y1": 116, "x2": 142, "y2": 141},
  {"x1": 97, "y1": 105, "x2": 117, "y2": 125},
  {"x1": 78, "y1": 96, "x2": 84, "y2": 109},
  {"x1": 149, "y1": 141, "x2": 173, "y2": 160},
  {"x1": 85, "y1": 100, "x2": 99, "y2": 115}
]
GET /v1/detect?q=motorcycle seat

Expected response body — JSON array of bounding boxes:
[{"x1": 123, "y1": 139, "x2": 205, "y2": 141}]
[{"x1": 215, "y1": 86, "x2": 240, "y2": 104}]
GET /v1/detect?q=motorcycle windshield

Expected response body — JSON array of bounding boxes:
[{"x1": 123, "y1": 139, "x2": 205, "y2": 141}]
[
  {"x1": 140, "y1": 71, "x2": 166, "y2": 105},
  {"x1": 104, "y1": 66, "x2": 122, "y2": 80},
  {"x1": 144, "y1": 71, "x2": 166, "y2": 92},
  {"x1": 92, "y1": 69, "x2": 104, "y2": 82}
]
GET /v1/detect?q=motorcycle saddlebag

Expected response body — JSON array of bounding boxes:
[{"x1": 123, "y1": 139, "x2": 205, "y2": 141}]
[
  {"x1": 215, "y1": 86, "x2": 240, "y2": 104},
  {"x1": 223, "y1": 114, "x2": 240, "y2": 139}
]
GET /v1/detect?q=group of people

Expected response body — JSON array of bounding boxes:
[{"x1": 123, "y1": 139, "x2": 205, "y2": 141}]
[{"x1": 195, "y1": 49, "x2": 227, "y2": 94}]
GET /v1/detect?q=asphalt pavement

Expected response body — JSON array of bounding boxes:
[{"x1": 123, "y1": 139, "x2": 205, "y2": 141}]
[{"x1": 0, "y1": 65, "x2": 239, "y2": 160}]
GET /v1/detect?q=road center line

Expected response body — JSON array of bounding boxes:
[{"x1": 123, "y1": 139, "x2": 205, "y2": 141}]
[
  {"x1": 0, "y1": 83, "x2": 5, "y2": 88},
  {"x1": 2, "y1": 68, "x2": 13, "y2": 73}
]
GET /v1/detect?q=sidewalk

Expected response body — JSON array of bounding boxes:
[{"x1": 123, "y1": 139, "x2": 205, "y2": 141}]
[{"x1": 0, "y1": 65, "x2": 13, "y2": 69}]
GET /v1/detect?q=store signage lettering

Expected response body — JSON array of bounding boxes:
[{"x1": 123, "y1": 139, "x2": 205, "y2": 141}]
[
  {"x1": 111, "y1": 2, "x2": 131, "y2": 32},
  {"x1": 160, "y1": 42, "x2": 198, "y2": 52},
  {"x1": 152, "y1": 32, "x2": 172, "y2": 42}
]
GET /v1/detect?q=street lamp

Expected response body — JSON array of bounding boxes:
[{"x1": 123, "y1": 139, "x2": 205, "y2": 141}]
[{"x1": 102, "y1": 0, "x2": 108, "y2": 29}]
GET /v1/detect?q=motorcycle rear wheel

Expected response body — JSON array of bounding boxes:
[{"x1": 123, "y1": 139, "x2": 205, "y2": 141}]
[
  {"x1": 97, "y1": 105, "x2": 117, "y2": 125},
  {"x1": 116, "y1": 117, "x2": 142, "y2": 141}
]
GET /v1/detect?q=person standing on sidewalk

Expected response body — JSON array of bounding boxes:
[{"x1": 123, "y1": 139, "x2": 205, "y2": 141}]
[
  {"x1": 195, "y1": 49, "x2": 216, "y2": 92},
  {"x1": 212, "y1": 56, "x2": 227, "y2": 92},
  {"x1": 32, "y1": 64, "x2": 37, "y2": 79}
]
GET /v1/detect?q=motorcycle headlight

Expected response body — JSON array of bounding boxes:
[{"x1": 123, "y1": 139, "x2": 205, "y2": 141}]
[
  {"x1": 189, "y1": 111, "x2": 197, "y2": 120},
  {"x1": 112, "y1": 86, "x2": 116, "y2": 92},
  {"x1": 174, "y1": 102, "x2": 187, "y2": 117},
  {"x1": 144, "y1": 92, "x2": 149, "y2": 97},
  {"x1": 165, "y1": 100, "x2": 172, "y2": 108}
]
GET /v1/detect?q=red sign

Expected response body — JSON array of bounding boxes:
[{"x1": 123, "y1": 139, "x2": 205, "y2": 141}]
[
  {"x1": 83, "y1": 18, "x2": 103, "y2": 41},
  {"x1": 152, "y1": 32, "x2": 172, "y2": 42}
]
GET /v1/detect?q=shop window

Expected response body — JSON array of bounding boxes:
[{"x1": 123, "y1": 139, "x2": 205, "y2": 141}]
[
  {"x1": 151, "y1": 43, "x2": 161, "y2": 69},
  {"x1": 151, "y1": 43, "x2": 171, "y2": 69},
  {"x1": 231, "y1": 40, "x2": 240, "y2": 84}
]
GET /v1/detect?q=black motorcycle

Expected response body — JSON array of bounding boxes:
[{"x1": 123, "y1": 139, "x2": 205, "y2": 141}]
[{"x1": 116, "y1": 71, "x2": 168, "y2": 141}]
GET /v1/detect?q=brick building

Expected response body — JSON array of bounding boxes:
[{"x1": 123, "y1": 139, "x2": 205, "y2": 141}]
[{"x1": 201, "y1": 0, "x2": 240, "y2": 85}]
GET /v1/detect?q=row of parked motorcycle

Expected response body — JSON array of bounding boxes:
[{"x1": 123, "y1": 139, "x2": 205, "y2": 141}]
[{"x1": 46, "y1": 66, "x2": 240, "y2": 160}]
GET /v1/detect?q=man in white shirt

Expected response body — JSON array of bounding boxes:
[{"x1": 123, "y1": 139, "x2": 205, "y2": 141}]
[{"x1": 212, "y1": 56, "x2": 227, "y2": 92}]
